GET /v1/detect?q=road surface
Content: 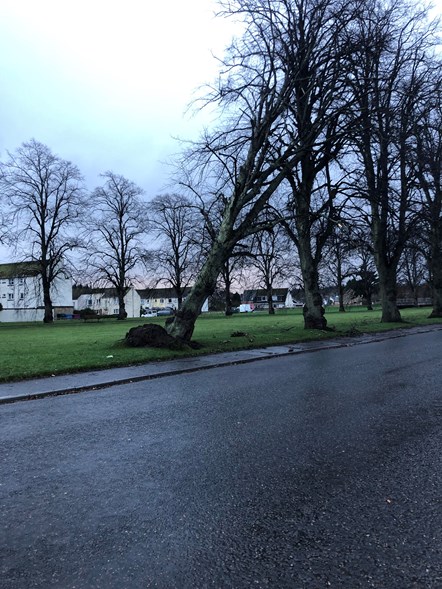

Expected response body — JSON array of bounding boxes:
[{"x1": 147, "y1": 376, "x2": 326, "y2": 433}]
[{"x1": 1, "y1": 330, "x2": 441, "y2": 588}]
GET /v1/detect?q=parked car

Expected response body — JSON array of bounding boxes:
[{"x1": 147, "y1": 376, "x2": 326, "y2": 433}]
[
  {"x1": 239, "y1": 303, "x2": 255, "y2": 313},
  {"x1": 157, "y1": 307, "x2": 175, "y2": 316},
  {"x1": 141, "y1": 310, "x2": 158, "y2": 317}
]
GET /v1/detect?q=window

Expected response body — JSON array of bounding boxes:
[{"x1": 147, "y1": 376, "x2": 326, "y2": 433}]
[
  {"x1": 113, "y1": 309, "x2": 119, "y2": 314},
  {"x1": 87, "y1": 298, "x2": 92, "y2": 306},
  {"x1": 18, "y1": 278, "x2": 24, "y2": 285},
  {"x1": 8, "y1": 293, "x2": 13, "y2": 300},
  {"x1": 2, "y1": 294, "x2": 5, "y2": 298},
  {"x1": 160, "y1": 298, "x2": 164, "y2": 303},
  {"x1": 168, "y1": 298, "x2": 172, "y2": 303},
  {"x1": 20, "y1": 293, "x2": 24, "y2": 300},
  {"x1": 8, "y1": 279, "x2": 14, "y2": 286}
]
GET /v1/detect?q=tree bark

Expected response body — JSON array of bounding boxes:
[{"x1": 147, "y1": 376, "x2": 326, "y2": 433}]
[
  {"x1": 299, "y1": 246, "x2": 327, "y2": 329},
  {"x1": 224, "y1": 264, "x2": 233, "y2": 316},
  {"x1": 117, "y1": 289, "x2": 127, "y2": 320},
  {"x1": 166, "y1": 239, "x2": 230, "y2": 341},
  {"x1": 42, "y1": 274, "x2": 53, "y2": 323},
  {"x1": 337, "y1": 251, "x2": 345, "y2": 312},
  {"x1": 266, "y1": 282, "x2": 275, "y2": 315},
  {"x1": 378, "y1": 264, "x2": 402, "y2": 322},
  {"x1": 429, "y1": 235, "x2": 442, "y2": 318}
]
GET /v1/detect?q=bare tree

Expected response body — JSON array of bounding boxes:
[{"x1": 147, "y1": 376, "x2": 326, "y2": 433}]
[
  {"x1": 147, "y1": 194, "x2": 200, "y2": 309},
  {"x1": 346, "y1": 0, "x2": 437, "y2": 322},
  {"x1": 397, "y1": 235, "x2": 429, "y2": 305},
  {"x1": 84, "y1": 172, "x2": 147, "y2": 320},
  {"x1": 321, "y1": 217, "x2": 357, "y2": 312},
  {"x1": 245, "y1": 223, "x2": 293, "y2": 314},
  {"x1": 272, "y1": 0, "x2": 359, "y2": 329},
  {"x1": 347, "y1": 228, "x2": 379, "y2": 311},
  {"x1": 0, "y1": 139, "x2": 85, "y2": 322},
  {"x1": 166, "y1": 0, "x2": 355, "y2": 341},
  {"x1": 165, "y1": 18, "x2": 296, "y2": 338},
  {"x1": 413, "y1": 69, "x2": 442, "y2": 317}
]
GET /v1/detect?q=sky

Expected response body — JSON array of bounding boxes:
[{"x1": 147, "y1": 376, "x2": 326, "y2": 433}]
[
  {"x1": 1, "y1": 0, "x2": 442, "y2": 267},
  {"x1": 0, "y1": 0, "x2": 235, "y2": 200}
]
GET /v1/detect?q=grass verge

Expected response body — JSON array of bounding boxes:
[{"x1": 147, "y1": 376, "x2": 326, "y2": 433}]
[{"x1": 0, "y1": 306, "x2": 441, "y2": 382}]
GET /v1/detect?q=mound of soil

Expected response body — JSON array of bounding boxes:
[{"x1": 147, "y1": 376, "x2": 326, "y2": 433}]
[{"x1": 125, "y1": 324, "x2": 184, "y2": 349}]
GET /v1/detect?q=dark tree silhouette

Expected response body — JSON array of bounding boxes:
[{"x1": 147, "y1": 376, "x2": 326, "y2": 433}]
[
  {"x1": 0, "y1": 139, "x2": 85, "y2": 322},
  {"x1": 84, "y1": 172, "x2": 147, "y2": 320}
]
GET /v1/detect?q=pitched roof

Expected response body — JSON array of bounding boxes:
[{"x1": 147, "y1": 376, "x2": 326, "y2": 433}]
[
  {"x1": 243, "y1": 288, "x2": 289, "y2": 300},
  {"x1": 0, "y1": 261, "x2": 41, "y2": 278},
  {"x1": 137, "y1": 287, "x2": 192, "y2": 299},
  {"x1": 72, "y1": 286, "x2": 131, "y2": 300}
]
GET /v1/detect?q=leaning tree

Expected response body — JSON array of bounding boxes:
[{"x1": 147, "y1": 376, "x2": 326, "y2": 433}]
[
  {"x1": 166, "y1": 0, "x2": 357, "y2": 341},
  {"x1": 165, "y1": 2, "x2": 301, "y2": 340},
  {"x1": 0, "y1": 139, "x2": 85, "y2": 322}
]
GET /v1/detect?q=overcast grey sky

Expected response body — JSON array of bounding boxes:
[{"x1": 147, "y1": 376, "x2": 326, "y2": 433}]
[
  {"x1": 1, "y1": 0, "x2": 441, "y2": 266},
  {"x1": 0, "y1": 0, "x2": 234, "y2": 199}
]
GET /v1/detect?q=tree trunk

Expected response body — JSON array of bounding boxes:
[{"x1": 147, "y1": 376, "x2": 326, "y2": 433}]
[
  {"x1": 224, "y1": 268, "x2": 233, "y2": 316},
  {"x1": 429, "y1": 276, "x2": 442, "y2": 318},
  {"x1": 366, "y1": 293, "x2": 374, "y2": 311},
  {"x1": 299, "y1": 249, "x2": 327, "y2": 329},
  {"x1": 429, "y1": 237, "x2": 442, "y2": 318},
  {"x1": 266, "y1": 283, "x2": 275, "y2": 315},
  {"x1": 167, "y1": 240, "x2": 229, "y2": 341},
  {"x1": 225, "y1": 297, "x2": 233, "y2": 316},
  {"x1": 117, "y1": 289, "x2": 127, "y2": 320},
  {"x1": 378, "y1": 264, "x2": 401, "y2": 322},
  {"x1": 337, "y1": 254, "x2": 345, "y2": 312},
  {"x1": 41, "y1": 273, "x2": 53, "y2": 323}
]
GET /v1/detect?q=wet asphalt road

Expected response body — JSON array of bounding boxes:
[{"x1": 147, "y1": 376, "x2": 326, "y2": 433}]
[{"x1": 1, "y1": 330, "x2": 441, "y2": 588}]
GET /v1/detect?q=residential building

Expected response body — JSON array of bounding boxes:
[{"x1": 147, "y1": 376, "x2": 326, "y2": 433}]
[
  {"x1": 137, "y1": 287, "x2": 209, "y2": 313},
  {"x1": 242, "y1": 288, "x2": 295, "y2": 309},
  {"x1": 0, "y1": 261, "x2": 73, "y2": 322},
  {"x1": 72, "y1": 286, "x2": 141, "y2": 318}
]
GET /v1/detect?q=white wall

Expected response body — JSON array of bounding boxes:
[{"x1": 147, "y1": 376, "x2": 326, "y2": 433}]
[
  {"x1": 0, "y1": 272, "x2": 73, "y2": 322},
  {"x1": 74, "y1": 288, "x2": 141, "y2": 318}
]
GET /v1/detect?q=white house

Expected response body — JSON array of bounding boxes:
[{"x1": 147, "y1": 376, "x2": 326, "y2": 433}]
[
  {"x1": 0, "y1": 261, "x2": 73, "y2": 322},
  {"x1": 137, "y1": 287, "x2": 209, "y2": 313},
  {"x1": 242, "y1": 288, "x2": 295, "y2": 309},
  {"x1": 73, "y1": 286, "x2": 141, "y2": 318}
]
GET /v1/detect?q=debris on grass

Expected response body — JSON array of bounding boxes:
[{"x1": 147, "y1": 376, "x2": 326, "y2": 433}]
[{"x1": 231, "y1": 331, "x2": 248, "y2": 337}]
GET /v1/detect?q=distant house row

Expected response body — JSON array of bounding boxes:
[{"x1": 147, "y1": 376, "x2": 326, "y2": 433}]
[
  {"x1": 0, "y1": 262, "x2": 301, "y2": 323},
  {"x1": 242, "y1": 288, "x2": 299, "y2": 309},
  {"x1": 5, "y1": 261, "x2": 396, "y2": 323},
  {"x1": 73, "y1": 286, "x2": 209, "y2": 317},
  {"x1": 0, "y1": 263, "x2": 211, "y2": 322}
]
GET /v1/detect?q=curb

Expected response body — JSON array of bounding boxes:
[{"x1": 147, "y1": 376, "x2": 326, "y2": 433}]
[{"x1": 1, "y1": 324, "x2": 441, "y2": 405}]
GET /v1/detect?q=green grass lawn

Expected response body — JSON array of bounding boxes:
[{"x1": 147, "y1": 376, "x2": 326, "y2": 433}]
[{"x1": 0, "y1": 306, "x2": 441, "y2": 382}]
